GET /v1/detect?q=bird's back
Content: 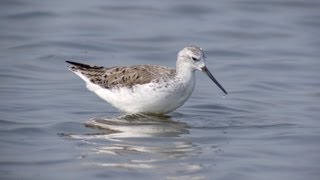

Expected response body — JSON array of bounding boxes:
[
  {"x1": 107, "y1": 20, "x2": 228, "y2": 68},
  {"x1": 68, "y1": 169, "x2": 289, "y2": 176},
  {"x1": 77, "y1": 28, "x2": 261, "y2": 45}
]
[{"x1": 66, "y1": 61, "x2": 176, "y2": 89}]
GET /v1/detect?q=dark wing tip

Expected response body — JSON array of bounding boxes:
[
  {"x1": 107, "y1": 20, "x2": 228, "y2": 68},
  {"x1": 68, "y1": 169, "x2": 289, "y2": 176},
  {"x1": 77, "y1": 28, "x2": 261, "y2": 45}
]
[
  {"x1": 65, "y1": 60, "x2": 75, "y2": 65},
  {"x1": 65, "y1": 61, "x2": 103, "y2": 69},
  {"x1": 66, "y1": 61, "x2": 90, "y2": 67}
]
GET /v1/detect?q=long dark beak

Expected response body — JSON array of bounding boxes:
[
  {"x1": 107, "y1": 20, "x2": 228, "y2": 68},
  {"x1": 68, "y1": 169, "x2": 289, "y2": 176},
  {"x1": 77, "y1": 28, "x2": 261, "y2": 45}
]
[{"x1": 201, "y1": 66, "x2": 228, "y2": 95}]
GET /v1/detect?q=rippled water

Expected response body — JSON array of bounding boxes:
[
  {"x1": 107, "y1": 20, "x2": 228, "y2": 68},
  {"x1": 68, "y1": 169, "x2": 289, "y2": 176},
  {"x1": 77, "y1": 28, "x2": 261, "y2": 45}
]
[{"x1": 1, "y1": 0, "x2": 320, "y2": 179}]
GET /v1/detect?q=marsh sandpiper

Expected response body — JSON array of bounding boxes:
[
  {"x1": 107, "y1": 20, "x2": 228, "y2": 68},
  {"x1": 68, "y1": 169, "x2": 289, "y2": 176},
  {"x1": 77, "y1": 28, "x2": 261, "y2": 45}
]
[{"x1": 66, "y1": 46, "x2": 227, "y2": 114}]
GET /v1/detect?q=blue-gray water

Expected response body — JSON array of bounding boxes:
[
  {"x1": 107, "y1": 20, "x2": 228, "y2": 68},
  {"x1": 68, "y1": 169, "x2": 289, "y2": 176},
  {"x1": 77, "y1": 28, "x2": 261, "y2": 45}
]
[{"x1": 1, "y1": 0, "x2": 320, "y2": 179}]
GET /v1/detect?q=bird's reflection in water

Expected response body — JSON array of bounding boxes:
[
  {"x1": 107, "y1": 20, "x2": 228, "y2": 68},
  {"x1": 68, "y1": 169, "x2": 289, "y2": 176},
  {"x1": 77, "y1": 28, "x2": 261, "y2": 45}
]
[
  {"x1": 83, "y1": 113, "x2": 189, "y2": 138},
  {"x1": 69, "y1": 114, "x2": 204, "y2": 178}
]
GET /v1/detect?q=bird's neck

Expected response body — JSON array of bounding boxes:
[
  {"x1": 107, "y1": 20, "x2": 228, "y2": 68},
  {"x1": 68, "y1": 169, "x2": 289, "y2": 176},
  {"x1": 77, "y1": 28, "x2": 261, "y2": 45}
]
[{"x1": 176, "y1": 60, "x2": 196, "y2": 82}]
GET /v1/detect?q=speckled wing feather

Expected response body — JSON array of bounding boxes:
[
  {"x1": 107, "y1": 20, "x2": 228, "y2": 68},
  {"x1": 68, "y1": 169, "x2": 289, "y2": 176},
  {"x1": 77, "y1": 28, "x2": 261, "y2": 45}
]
[{"x1": 66, "y1": 61, "x2": 176, "y2": 89}]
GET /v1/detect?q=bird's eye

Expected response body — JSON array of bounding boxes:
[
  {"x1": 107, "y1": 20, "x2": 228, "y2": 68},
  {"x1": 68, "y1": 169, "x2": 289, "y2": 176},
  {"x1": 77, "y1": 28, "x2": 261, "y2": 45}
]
[{"x1": 192, "y1": 57, "x2": 199, "y2": 61}]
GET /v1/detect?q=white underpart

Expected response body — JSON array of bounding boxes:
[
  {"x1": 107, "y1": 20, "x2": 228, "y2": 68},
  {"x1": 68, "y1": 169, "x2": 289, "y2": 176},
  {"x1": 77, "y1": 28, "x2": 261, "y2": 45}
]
[{"x1": 74, "y1": 69, "x2": 196, "y2": 114}]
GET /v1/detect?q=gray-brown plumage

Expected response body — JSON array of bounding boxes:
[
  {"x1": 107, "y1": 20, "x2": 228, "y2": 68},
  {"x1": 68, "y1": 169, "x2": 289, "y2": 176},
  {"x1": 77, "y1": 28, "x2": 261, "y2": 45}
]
[
  {"x1": 66, "y1": 61, "x2": 176, "y2": 89},
  {"x1": 65, "y1": 46, "x2": 228, "y2": 114}
]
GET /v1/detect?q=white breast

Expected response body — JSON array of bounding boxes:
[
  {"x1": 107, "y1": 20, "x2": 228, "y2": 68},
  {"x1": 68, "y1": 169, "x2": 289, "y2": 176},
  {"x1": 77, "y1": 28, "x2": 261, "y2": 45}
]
[{"x1": 91, "y1": 76, "x2": 196, "y2": 114}]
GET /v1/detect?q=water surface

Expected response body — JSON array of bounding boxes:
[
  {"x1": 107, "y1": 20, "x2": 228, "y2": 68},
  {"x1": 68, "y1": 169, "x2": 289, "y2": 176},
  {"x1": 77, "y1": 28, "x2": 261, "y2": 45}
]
[{"x1": 1, "y1": 0, "x2": 320, "y2": 179}]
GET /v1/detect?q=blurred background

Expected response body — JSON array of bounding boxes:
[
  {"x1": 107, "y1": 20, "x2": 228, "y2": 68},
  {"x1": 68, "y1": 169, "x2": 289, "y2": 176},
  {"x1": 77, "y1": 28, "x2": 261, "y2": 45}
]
[{"x1": 1, "y1": 0, "x2": 320, "y2": 179}]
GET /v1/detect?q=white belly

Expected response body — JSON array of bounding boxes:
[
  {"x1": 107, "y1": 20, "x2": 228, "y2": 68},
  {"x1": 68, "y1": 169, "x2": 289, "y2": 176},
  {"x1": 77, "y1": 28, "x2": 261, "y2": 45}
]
[{"x1": 90, "y1": 79, "x2": 195, "y2": 114}]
